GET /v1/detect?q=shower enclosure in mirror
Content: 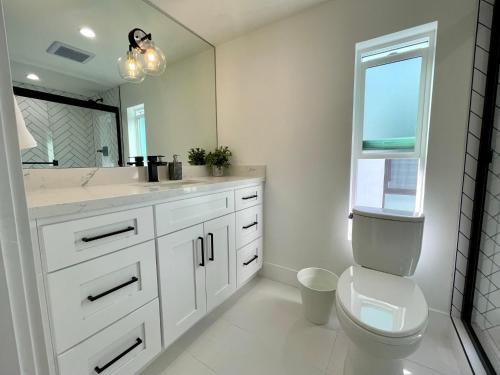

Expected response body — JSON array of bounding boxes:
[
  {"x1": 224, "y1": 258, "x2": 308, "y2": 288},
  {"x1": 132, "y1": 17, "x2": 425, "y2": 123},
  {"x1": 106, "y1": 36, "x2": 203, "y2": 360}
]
[
  {"x1": 4, "y1": 0, "x2": 217, "y2": 169},
  {"x1": 459, "y1": 2, "x2": 500, "y2": 374}
]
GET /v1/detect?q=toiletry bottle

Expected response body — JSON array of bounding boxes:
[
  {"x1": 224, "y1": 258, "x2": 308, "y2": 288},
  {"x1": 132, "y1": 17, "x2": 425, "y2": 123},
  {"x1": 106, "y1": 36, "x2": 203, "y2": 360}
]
[{"x1": 168, "y1": 154, "x2": 182, "y2": 180}]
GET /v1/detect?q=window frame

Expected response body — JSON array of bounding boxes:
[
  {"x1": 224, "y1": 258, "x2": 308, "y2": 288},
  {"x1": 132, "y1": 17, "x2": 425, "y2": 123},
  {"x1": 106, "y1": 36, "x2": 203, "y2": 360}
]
[
  {"x1": 126, "y1": 103, "x2": 148, "y2": 159},
  {"x1": 349, "y1": 23, "x2": 437, "y2": 215}
]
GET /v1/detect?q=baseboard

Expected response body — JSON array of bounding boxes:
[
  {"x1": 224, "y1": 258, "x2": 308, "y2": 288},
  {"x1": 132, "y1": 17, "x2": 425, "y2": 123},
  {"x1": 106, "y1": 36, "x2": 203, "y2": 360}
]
[
  {"x1": 261, "y1": 262, "x2": 453, "y2": 318},
  {"x1": 429, "y1": 307, "x2": 449, "y2": 316},
  {"x1": 260, "y1": 262, "x2": 299, "y2": 288}
]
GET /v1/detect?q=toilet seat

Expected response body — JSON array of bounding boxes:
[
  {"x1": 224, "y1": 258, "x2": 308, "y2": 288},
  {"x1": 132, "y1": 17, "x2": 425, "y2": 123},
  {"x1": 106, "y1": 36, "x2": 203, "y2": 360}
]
[{"x1": 336, "y1": 266, "x2": 428, "y2": 339}]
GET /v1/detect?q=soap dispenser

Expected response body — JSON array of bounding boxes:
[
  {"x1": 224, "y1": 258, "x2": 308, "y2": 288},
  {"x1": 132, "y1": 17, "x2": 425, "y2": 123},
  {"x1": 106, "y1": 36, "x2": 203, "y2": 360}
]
[{"x1": 168, "y1": 154, "x2": 182, "y2": 180}]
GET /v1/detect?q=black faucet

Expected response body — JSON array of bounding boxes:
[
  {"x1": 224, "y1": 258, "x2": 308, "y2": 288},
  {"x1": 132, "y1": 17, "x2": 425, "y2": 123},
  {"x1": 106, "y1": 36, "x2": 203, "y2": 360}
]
[
  {"x1": 147, "y1": 155, "x2": 167, "y2": 182},
  {"x1": 127, "y1": 156, "x2": 145, "y2": 167}
]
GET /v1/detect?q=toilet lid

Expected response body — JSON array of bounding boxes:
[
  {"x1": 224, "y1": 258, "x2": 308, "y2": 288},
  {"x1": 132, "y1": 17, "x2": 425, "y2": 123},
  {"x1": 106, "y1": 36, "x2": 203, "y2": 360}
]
[{"x1": 337, "y1": 266, "x2": 428, "y2": 338}]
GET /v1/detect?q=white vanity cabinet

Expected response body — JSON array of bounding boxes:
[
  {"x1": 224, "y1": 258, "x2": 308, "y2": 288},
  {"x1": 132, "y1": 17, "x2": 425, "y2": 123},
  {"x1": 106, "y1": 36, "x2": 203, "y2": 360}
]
[
  {"x1": 234, "y1": 185, "x2": 264, "y2": 288},
  {"x1": 31, "y1": 181, "x2": 264, "y2": 375},
  {"x1": 157, "y1": 213, "x2": 236, "y2": 347}
]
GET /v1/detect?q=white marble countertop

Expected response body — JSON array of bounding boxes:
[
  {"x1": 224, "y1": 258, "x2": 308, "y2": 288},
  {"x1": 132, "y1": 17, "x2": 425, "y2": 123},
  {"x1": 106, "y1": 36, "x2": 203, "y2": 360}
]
[{"x1": 27, "y1": 176, "x2": 265, "y2": 220}]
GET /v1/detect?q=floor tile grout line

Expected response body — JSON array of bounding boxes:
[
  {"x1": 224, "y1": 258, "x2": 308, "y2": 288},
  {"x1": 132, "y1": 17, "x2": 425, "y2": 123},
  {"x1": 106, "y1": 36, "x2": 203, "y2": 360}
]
[
  {"x1": 324, "y1": 330, "x2": 340, "y2": 375},
  {"x1": 218, "y1": 312, "x2": 339, "y2": 373},
  {"x1": 405, "y1": 358, "x2": 455, "y2": 375}
]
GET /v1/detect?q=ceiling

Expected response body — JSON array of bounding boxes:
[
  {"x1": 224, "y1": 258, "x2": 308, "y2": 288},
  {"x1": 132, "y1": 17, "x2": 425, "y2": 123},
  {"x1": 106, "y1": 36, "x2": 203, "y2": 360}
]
[
  {"x1": 4, "y1": 0, "x2": 211, "y2": 94},
  {"x1": 149, "y1": 0, "x2": 329, "y2": 44}
]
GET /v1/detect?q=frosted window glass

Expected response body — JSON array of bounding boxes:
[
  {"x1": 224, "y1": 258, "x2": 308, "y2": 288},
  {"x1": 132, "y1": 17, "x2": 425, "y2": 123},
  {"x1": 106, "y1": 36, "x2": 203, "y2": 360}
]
[
  {"x1": 355, "y1": 158, "x2": 418, "y2": 212},
  {"x1": 362, "y1": 57, "x2": 422, "y2": 151}
]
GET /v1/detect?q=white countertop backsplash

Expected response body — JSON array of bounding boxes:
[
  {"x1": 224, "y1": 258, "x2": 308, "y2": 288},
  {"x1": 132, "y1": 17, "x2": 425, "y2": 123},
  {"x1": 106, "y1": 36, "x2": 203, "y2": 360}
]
[{"x1": 24, "y1": 165, "x2": 265, "y2": 219}]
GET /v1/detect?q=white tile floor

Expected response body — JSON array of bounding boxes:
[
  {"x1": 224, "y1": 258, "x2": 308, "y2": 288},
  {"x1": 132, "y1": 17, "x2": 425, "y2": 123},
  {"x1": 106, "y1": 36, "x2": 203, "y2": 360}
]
[{"x1": 142, "y1": 277, "x2": 473, "y2": 375}]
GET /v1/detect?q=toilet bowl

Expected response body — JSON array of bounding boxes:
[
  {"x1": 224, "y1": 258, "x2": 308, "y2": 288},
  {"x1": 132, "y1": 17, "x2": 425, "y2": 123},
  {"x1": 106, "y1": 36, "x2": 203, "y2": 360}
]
[
  {"x1": 340, "y1": 207, "x2": 427, "y2": 375},
  {"x1": 336, "y1": 265, "x2": 428, "y2": 375}
]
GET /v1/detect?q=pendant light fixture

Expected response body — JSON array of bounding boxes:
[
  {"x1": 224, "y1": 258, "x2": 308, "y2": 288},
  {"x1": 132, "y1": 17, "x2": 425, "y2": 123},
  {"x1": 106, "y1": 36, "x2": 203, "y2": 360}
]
[
  {"x1": 117, "y1": 28, "x2": 166, "y2": 82},
  {"x1": 117, "y1": 49, "x2": 145, "y2": 83}
]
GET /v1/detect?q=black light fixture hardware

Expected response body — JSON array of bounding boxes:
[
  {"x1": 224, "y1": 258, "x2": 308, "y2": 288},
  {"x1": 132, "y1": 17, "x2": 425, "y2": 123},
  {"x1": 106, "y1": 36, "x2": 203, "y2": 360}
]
[
  {"x1": 128, "y1": 28, "x2": 152, "y2": 53},
  {"x1": 117, "y1": 28, "x2": 166, "y2": 83}
]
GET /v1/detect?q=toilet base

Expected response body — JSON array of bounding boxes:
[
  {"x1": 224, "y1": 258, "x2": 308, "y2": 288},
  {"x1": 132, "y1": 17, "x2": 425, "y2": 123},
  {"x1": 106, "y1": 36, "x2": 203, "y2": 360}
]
[{"x1": 343, "y1": 344, "x2": 404, "y2": 375}]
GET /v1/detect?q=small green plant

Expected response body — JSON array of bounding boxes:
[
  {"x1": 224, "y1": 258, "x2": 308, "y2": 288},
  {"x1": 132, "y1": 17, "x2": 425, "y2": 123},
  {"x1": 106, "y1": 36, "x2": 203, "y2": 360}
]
[
  {"x1": 188, "y1": 148, "x2": 206, "y2": 165},
  {"x1": 205, "y1": 146, "x2": 232, "y2": 169}
]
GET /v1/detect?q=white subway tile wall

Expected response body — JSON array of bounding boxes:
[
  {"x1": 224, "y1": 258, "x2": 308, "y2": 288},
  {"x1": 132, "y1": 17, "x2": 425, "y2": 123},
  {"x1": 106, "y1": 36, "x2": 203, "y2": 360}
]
[
  {"x1": 16, "y1": 82, "x2": 120, "y2": 168},
  {"x1": 452, "y1": 0, "x2": 500, "y2": 370}
]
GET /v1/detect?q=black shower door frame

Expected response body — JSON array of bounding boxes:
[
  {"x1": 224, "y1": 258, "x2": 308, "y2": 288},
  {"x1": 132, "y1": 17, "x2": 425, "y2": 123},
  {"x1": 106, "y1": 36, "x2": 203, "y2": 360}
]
[
  {"x1": 13, "y1": 86, "x2": 124, "y2": 167},
  {"x1": 461, "y1": 2, "x2": 500, "y2": 374}
]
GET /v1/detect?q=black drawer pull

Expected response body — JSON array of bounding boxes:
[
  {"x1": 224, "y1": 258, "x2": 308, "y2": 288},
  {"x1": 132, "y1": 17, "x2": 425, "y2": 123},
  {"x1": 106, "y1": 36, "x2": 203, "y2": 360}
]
[
  {"x1": 242, "y1": 222, "x2": 258, "y2": 230},
  {"x1": 243, "y1": 255, "x2": 258, "y2": 266},
  {"x1": 208, "y1": 233, "x2": 215, "y2": 261},
  {"x1": 82, "y1": 226, "x2": 135, "y2": 242},
  {"x1": 94, "y1": 337, "x2": 142, "y2": 373},
  {"x1": 242, "y1": 194, "x2": 258, "y2": 200},
  {"x1": 198, "y1": 237, "x2": 205, "y2": 266},
  {"x1": 87, "y1": 277, "x2": 139, "y2": 302}
]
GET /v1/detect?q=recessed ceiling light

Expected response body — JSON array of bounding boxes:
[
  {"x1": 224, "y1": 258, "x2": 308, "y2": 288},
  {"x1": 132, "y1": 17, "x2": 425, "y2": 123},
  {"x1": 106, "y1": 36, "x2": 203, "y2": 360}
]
[
  {"x1": 26, "y1": 73, "x2": 39, "y2": 81},
  {"x1": 80, "y1": 27, "x2": 96, "y2": 39}
]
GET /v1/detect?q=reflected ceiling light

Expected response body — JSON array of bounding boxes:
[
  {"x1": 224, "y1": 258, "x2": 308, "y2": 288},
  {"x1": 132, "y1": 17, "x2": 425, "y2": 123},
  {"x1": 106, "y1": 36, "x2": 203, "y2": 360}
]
[
  {"x1": 79, "y1": 27, "x2": 96, "y2": 39},
  {"x1": 26, "y1": 73, "x2": 39, "y2": 81},
  {"x1": 117, "y1": 28, "x2": 166, "y2": 82}
]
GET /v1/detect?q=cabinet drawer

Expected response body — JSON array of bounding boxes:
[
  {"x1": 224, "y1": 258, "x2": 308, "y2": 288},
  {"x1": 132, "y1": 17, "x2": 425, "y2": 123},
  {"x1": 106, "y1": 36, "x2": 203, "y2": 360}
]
[
  {"x1": 155, "y1": 191, "x2": 234, "y2": 236},
  {"x1": 235, "y1": 184, "x2": 263, "y2": 211},
  {"x1": 57, "y1": 299, "x2": 161, "y2": 375},
  {"x1": 47, "y1": 241, "x2": 158, "y2": 353},
  {"x1": 237, "y1": 237, "x2": 263, "y2": 287},
  {"x1": 235, "y1": 205, "x2": 263, "y2": 249},
  {"x1": 41, "y1": 206, "x2": 154, "y2": 272}
]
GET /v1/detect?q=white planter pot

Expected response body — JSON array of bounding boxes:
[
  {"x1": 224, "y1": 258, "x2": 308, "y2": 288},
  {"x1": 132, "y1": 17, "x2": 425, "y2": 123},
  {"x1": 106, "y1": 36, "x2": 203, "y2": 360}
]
[{"x1": 212, "y1": 166, "x2": 224, "y2": 177}]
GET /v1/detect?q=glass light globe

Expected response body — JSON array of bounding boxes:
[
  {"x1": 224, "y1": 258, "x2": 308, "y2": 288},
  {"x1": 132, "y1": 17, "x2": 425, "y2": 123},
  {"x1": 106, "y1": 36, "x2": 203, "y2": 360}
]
[
  {"x1": 140, "y1": 40, "x2": 166, "y2": 76},
  {"x1": 117, "y1": 50, "x2": 145, "y2": 83}
]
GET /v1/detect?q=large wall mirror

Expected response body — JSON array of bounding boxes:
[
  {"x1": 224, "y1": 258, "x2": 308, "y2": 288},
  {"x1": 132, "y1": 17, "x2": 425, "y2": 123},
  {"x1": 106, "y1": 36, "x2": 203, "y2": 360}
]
[{"x1": 4, "y1": 0, "x2": 217, "y2": 168}]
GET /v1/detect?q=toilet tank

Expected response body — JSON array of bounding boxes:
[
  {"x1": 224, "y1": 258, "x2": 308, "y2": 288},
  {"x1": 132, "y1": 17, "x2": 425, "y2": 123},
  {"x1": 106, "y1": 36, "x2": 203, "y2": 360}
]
[{"x1": 351, "y1": 206, "x2": 425, "y2": 276}]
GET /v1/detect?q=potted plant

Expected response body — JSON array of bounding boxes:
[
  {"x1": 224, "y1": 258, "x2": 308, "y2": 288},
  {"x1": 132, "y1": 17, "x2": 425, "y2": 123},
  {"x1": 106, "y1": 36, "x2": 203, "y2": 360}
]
[
  {"x1": 205, "y1": 146, "x2": 232, "y2": 177},
  {"x1": 187, "y1": 147, "x2": 206, "y2": 165}
]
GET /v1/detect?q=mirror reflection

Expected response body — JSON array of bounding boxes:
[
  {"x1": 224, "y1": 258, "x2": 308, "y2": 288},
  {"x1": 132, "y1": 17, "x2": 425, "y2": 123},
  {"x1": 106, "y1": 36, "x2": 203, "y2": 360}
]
[{"x1": 4, "y1": 0, "x2": 217, "y2": 168}]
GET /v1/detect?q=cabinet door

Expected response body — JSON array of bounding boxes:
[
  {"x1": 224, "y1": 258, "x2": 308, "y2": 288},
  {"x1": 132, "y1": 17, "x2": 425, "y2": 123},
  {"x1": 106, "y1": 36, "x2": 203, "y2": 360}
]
[
  {"x1": 204, "y1": 214, "x2": 236, "y2": 311},
  {"x1": 157, "y1": 224, "x2": 206, "y2": 348}
]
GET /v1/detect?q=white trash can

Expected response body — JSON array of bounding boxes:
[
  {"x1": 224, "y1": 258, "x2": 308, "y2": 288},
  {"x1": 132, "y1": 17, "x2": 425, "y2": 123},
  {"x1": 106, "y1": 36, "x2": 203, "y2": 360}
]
[{"x1": 297, "y1": 267, "x2": 338, "y2": 325}]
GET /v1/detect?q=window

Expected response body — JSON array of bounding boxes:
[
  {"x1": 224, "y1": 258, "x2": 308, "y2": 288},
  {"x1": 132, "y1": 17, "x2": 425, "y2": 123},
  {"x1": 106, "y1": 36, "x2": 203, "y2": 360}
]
[
  {"x1": 127, "y1": 104, "x2": 147, "y2": 158},
  {"x1": 350, "y1": 23, "x2": 437, "y2": 216}
]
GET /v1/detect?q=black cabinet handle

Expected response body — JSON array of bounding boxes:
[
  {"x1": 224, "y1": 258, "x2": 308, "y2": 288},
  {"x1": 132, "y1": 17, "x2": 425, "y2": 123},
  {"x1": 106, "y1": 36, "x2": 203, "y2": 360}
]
[
  {"x1": 82, "y1": 226, "x2": 135, "y2": 242},
  {"x1": 87, "y1": 277, "x2": 139, "y2": 302},
  {"x1": 94, "y1": 338, "x2": 142, "y2": 373},
  {"x1": 242, "y1": 194, "x2": 258, "y2": 200},
  {"x1": 198, "y1": 237, "x2": 205, "y2": 266},
  {"x1": 242, "y1": 222, "x2": 258, "y2": 230},
  {"x1": 243, "y1": 255, "x2": 258, "y2": 266},
  {"x1": 208, "y1": 233, "x2": 215, "y2": 261}
]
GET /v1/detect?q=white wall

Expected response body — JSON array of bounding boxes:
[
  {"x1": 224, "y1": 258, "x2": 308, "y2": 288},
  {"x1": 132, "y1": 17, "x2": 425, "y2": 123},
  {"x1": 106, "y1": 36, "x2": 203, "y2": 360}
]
[
  {"x1": 120, "y1": 48, "x2": 217, "y2": 162},
  {"x1": 216, "y1": 0, "x2": 477, "y2": 312}
]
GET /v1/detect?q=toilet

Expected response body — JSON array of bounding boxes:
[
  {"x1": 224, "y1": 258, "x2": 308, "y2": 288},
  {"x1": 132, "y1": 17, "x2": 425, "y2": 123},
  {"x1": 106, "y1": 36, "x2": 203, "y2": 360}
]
[{"x1": 336, "y1": 207, "x2": 428, "y2": 375}]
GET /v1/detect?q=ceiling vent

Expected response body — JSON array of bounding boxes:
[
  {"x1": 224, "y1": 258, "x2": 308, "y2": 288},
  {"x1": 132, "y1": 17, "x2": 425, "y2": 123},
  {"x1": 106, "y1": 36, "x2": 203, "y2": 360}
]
[{"x1": 46, "y1": 41, "x2": 94, "y2": 63}]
